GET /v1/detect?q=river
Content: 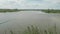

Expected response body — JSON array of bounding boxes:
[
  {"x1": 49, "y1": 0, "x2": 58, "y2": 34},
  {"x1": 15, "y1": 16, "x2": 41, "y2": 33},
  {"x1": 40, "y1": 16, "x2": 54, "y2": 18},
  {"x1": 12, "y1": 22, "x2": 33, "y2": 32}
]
[{"x1": 0, "y1": 11, "x2": 60, "y2": 34}]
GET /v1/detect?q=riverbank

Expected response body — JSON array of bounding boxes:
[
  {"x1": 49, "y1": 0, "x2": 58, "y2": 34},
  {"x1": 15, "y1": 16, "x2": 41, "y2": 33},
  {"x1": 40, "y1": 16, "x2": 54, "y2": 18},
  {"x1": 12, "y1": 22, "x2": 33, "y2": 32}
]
[
  {"x1": 41, "y1": 9, "x2": 60, "y2": 13},
  {"x1": 0, "y1": 9, "x2": 60, "y2": 14},
  {"x1": 0, "y1": 9, "x2": 20, "y2": 12}
]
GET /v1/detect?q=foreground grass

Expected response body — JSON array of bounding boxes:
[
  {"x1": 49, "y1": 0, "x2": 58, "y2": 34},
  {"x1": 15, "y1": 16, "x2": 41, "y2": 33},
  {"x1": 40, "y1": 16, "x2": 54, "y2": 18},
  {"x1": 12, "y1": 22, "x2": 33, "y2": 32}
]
[
  {"x1": 23, "y1": 25, "x2": 57, "y2": 34},
  {"x1": 4, "y1": 23, "x2": 60, "y2": 34}
]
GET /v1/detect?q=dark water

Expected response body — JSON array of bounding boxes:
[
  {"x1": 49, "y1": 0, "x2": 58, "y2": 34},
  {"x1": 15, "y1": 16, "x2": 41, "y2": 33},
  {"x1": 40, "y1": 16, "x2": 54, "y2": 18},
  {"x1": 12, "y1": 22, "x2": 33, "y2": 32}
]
[{"x1": 0, "y1": 11, "x2": 60, "y2": 34}]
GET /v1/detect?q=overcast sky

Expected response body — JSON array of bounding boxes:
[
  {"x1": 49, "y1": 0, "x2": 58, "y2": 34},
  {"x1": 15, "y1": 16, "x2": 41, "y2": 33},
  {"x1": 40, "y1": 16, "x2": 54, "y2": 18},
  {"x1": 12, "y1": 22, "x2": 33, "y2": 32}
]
[{"x1": 0, "y1": 0, "x2": 60, "y2": 9}]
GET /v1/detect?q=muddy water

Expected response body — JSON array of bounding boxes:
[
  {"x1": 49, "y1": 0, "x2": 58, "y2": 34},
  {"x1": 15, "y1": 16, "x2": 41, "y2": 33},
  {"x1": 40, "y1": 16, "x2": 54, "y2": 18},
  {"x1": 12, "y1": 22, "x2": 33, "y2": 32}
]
[{"x1": 0, "y1": 11, "x2": 60, "y2": 34}]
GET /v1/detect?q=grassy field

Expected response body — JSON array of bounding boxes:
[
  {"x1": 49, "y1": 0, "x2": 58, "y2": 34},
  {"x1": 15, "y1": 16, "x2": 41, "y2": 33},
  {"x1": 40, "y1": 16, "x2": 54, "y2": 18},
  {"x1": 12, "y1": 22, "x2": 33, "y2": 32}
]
[{"x1": 41, "y1": 9, "x2": 60, "y2": 13}]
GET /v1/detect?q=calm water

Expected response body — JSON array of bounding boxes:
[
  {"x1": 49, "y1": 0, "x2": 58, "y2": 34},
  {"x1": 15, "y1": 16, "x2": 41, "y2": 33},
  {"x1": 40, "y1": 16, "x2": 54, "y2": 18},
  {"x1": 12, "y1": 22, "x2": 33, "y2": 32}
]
[{"x1": 0, "y1": 11, "x2": 60, "y2": 34}]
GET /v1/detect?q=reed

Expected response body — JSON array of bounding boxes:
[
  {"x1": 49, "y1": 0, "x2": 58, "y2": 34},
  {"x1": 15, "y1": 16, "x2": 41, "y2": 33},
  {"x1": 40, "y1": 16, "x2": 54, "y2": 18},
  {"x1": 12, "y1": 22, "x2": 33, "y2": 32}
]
[{"x1": 4, "y1": 24, "x2": 59, "y2": 34}]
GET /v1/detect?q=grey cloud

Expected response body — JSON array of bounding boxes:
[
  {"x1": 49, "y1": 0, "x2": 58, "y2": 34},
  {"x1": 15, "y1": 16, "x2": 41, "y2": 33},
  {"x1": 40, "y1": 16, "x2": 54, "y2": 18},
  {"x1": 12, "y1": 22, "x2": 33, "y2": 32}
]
[{"x1": 0, "y1": 0, "x2": 60, "y2": 9}]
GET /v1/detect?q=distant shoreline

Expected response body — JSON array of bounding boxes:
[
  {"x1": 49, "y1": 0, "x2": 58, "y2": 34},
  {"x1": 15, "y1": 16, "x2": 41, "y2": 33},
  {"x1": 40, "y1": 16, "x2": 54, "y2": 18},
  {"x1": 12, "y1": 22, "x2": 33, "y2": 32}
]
[
  {"x1": 0, "y1": 9, "x2": 60, "y2": 13},
  {"x1": 41, "y1": 9, "x2": 60, "y2": 13}
]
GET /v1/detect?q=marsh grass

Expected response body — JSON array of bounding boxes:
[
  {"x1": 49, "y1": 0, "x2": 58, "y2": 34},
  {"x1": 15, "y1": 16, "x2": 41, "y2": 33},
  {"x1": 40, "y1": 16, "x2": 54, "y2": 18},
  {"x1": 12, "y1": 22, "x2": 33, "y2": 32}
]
[
  {"x1": 4, "y1": 24, "x2": 59, "y2": 34},
  {"x1": 23, "y1": 24, "x2": 58, "y2": 34},
  {"x1": 23, "y1": 25, "x2": 40, "y2": 34},
  {"x1": 10, "y1": 30, "x2": 14, "y2": 34}
]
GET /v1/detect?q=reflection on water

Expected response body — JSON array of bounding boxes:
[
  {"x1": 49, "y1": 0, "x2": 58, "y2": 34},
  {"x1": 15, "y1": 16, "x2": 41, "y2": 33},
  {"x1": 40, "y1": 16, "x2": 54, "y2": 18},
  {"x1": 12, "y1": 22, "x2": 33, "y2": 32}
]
[{"x1": 0, "y1": 11, "x2": 60, "y2": 34}]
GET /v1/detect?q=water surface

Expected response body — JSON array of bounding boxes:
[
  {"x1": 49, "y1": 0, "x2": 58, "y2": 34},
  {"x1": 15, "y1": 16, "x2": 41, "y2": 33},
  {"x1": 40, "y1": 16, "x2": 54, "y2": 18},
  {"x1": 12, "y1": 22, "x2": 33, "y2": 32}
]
[{"x1": 0, "y1": 11, "x2": 60, "y2": 34}]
